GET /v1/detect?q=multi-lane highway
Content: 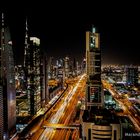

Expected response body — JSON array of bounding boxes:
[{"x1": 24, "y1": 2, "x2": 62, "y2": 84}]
[
  {"x1": 30, "y1": 74, "x2": 86, "y2": 140},
  {"x1": 102, "y1": 80, "x2": 140, "y2": 132}
]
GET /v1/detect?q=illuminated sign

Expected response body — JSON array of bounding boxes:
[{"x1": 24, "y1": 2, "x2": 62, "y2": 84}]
[{"x1": 90, "y1": 86, "x2": 99, "y2": 102}]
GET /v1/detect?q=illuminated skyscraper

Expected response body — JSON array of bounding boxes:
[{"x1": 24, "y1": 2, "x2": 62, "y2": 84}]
[
  {"x1": 126, "y1": 66, "x2": 138, "y2": 86},
  {"x1": 23, "y1": 19, "x2": 47, "y2": 115},
  {"x1": 64, "y1": 56, "x2": 70, "y2": 78},
  {"x1": 40, "y1": 52, "x2": 48, "y2": 105},
  {"x1": 0, "y1": 13, "x2": 16, "y2": 140},
  {"x1": 26, "y1": 37, "x2": 41, "y2": 115},
  {"x1": 24, "y1": 18, "x2": 29, "y2": 68},
  {"x1": 85, "y1": 26, "x2": 103, "y2": 107},
  {"x1": 48, "y1": 57, "x2": 54, "y2": 79},
  {"x1": 82, "y1": 26, "x2": 120, "y2": 140}
]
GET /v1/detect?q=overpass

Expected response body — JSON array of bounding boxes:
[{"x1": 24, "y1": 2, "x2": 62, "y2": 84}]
[{"x1": 43, "y1": 123, "x2": 80, "y2": 129}]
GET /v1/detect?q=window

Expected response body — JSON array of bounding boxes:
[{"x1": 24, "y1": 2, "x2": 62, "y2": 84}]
[
  {"x1": 95, "y1": 54, "x2": 100, "y2": 60},
  {"x1": 95, "y1": 61, "x2": 101, "y2": 66}
]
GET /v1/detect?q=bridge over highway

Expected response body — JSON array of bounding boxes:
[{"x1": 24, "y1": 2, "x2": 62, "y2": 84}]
[{"x1": 43, "y1": 123, "x2": 80, "y2": 129}]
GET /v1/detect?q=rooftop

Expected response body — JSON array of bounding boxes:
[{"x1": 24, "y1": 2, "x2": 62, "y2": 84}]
[{"x1": 82, "y1": 107, "x2": 120, "y2": 125}]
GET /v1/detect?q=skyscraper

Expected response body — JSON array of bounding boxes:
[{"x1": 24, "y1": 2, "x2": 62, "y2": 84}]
[
  {"x1": 40, "y1": 52, "x2": 48, "y2": 106},
  {"x1": 85, "y1": 26, "x2": 103, "y2": 107},
  {"x1": 82, "y1": 26, "x2": 120, "y2": 140},
  {"x1": 0, "y1": 13, "x2": 16, "y2": 140},
  {"x1": 64, "y1": 56, "x2": 70, "y2": 78},
  {"x1": 23, "y1": 19, "x2": 47, "y2": 115},
  {"x1": 26, "y1": 37, "x2": 41, "y2": 115},
  {"x1": 48, "y1": 57, "x2": 54, "y2": 79},
  {"x1": 126, "y1": 66, "x2": 138, "y2": 86}
]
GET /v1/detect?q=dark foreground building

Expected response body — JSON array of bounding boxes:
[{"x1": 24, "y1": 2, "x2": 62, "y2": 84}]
[{"x1": 0, "y1": 13, "x2": 16, "y2": 140}]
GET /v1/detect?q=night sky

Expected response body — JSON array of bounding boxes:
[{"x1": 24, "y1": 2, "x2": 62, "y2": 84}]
[{"x1": 1, "y1": 1, "x2": 140, "y2": 65}]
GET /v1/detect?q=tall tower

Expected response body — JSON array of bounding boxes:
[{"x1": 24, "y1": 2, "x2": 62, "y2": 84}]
[
  {"x1": 40, "y1": 52, "x2": 48, "y2": 106},
  {"x1": 23, "y1": 19, "x2": 43, "y2": 115},
  {"x1": 64, "y1": 56, "x2": 70, "y2": 78},
  {"x1": 0, "y1": 13, "x2": 16, "y2": 140},
  {"x1": 0, "y1": 12, "x2": 4, "y2": 140},
  {"x1": 24, "y1": 18, "x2": 29, "y2": 67},
  {"x1": 86, "y1": 26, "x2": 103, "y2": 108},
  {"x1": 82, "y1": 26, "x2": 121, "y2": 140},
  {"x1": 126, "y1": 66, "x2": 138, "y2": 86},
  {"x1": 27, "y1": 37, "x2": 41, "y2": 115}
]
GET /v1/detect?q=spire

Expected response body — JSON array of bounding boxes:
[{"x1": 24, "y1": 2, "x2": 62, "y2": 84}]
[
  {"x1": 92, "y1": 25, "x2": 96, "y2": 33},
  {"x1": 25, "y1": 17, "x2": 28, "y2": 45},
  {"x1": 24, "y1": 17, "x2": 29, "y2": 67},
  {"x1": 2, "y1": 12, "x2": 4, "y2": 26},
  {"x1": 1, "y1": 12, "x2": 5, "y2": 49},
  {"x1": 1, "y1": 13, "x2": 5, "y2": 82}
]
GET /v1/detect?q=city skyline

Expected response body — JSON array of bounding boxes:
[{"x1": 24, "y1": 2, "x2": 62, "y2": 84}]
[
  {"x1": 1, "y1": 4, "x2": 140, "y2": 139},
  {"x1": 1, "y1": 1, "x2": 140, "y2": 65}
]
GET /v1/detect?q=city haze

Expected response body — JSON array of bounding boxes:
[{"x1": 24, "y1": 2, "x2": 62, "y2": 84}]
[{"x1": 2, "y1": 1, "x2": 140, "y2": 65}]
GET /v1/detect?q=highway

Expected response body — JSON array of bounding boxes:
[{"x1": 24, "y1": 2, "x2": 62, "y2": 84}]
[
  {"x1": 17, "y1": 84, "x2": 69, "y2": 139},
  {"x1": 102, "y1": 80, "x2": 140, "y2": 132},
  {"x1": 30, "y1": 74, "x2": 86, "y2": 140}
]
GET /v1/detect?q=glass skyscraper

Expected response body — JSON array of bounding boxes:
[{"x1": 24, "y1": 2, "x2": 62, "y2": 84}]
[
  {"x1": 85, "y1": 26, "x2": 103, "y2": 107},
  {"x1": 0, "y1": 13, "x2": 16, "y2": 140}
]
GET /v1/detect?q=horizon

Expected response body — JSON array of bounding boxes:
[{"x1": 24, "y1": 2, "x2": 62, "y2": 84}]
[{"x1": 1, "y1": 1, "x2": 140, "y2": 65}]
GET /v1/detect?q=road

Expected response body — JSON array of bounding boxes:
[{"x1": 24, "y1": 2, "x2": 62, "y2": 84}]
[
  {"x1": 31, "y1": 74, "x2": 86, "y2": 140},
  {"x1": 102, "y1": 80, "x2": 140, "y2": 132}
]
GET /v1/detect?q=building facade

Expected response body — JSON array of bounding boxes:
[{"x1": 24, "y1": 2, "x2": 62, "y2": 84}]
[
  {"x1": 82, "y1": 26, "x2": 121, "y2": 140},
  {"x1": 0, "y1": 13, "x2": 16, "y2": 140},
  {"x1": 85, "y1": 26, "x2": 103, "y2": 107},
  {"x1": 64, "y1": 56, "x2": 70, "y2": 78},
  {"x1": 40, "y1": 53, "x2": 48, "y2": 105},
  {"x1": 82, "y1": 122, "x2": 120, "y2": 140},
  {"x1": 126, "y1": 66, "x2": 138, "y2": 86},
  {"x1": 23, "y1": 20, "x2": 48, "y2": 115},
  {"x1": 26, "y1": 37, "x2": 42, "y2": 115}
]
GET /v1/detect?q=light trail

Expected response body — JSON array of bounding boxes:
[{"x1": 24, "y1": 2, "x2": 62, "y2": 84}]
[
  {"x1": 102, "y1": 80, "x2": 140, "y2": 132},
  {"x1": 39, "y1": 74, "x2": 86, "y2": 140}
]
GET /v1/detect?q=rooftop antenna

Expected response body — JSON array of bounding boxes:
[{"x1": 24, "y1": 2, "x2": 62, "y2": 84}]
[
  {"x1": 1, "y1": 13, "x2": 5, "y2": 50},
  {"x1": 92, "y1": 25, "x2": 96, "y2": 33}
]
